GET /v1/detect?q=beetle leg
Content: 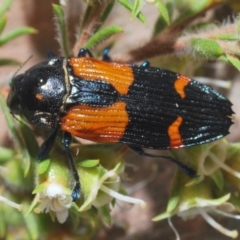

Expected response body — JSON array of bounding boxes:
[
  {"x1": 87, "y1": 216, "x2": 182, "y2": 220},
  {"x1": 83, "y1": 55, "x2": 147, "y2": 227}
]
[
  {"x1": 37, "y1": 128, "x2": 59, "y2": 160},
  {"x1": 140, "y1": 61, "x2": 150, "y2": 68},
  {"x1": 77, "y1": 48, "x2": 93, "y2": 57},
  {"x1": 102, "y1": 48, "x2": 111, "y2": 61},
  {"x1": 128, "y1": 145, "x2": 197, "y2": 178},
  {"x1": 62, "y1": 132, "x2": 81, "y2": 201}
]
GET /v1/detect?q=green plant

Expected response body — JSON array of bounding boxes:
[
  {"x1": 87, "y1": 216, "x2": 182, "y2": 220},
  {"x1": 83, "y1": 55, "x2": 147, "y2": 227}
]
[
  {"x1": 1, "y1": 0, "x2": 240, "y2": 239},
  {"x1": 0, "y1": 0, "x2": 36, "y2": 66}
]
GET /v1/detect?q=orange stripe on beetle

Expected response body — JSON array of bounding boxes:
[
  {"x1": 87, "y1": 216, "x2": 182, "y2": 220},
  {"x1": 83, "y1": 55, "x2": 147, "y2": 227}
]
[
  {"x1": 69, "y1": 57, "x2": 134, "y2": 95},
  {"x1": 174, "y1": 75, "x2": 191, "y2": 99},
  {"x1": 168, "y1": 116, "x2": 183, "y2": 148},
  {"x1": 61, "y1": 101, "x2": 129, "y2": 142}
]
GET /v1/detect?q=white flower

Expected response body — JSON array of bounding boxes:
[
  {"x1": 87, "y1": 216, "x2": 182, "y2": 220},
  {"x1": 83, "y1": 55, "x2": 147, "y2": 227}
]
[
  {"x1": 154, "y1": 193, "x2": 239, "y2": 239},
  {"x1": 34, "y1": 183, "x2": 72, "y2": 223},
  {"x1": 198, "y1": 141, "x2": 240, "y2": 179},
  {"x1": 176, "y1": 196, "x2": 239, "y2": 239},
  {"x1": 79, "y1": 162, "x2": 146, "y2": 211}
]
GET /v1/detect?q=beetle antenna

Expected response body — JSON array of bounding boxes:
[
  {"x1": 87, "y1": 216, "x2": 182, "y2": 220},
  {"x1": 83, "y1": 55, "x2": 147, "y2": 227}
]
[
  {"x1": 10, "y1": 113, "x2": 37, "y2": 135},
  {"x1": 12, "y1": 55, "x2": 33, "y2": 79}
]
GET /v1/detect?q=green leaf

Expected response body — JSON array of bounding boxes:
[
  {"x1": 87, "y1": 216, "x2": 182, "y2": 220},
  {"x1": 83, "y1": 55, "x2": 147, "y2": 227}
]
[
  {"x1": 85, "y1": 1, "x2": 116, "y2": 38},
  {"x1": 79, "y1": 159, "x2": 100, "y2": 168},
  {"x1": 153, "y1": 2, "x2": 173, "y2": 36},
  {"x1": 0, "y1": 147, "x2": 15, "y2": 161},
  {"x1": 17, "y1": 121, "x2": 39, "y2": 176},
  {"x1": 99, "y1": 204, "x2": 111, "y2": 225},
  {"x1": 210, "y1": 170, "x2": 224, "y2": 191},
  {"x1": 154, "y1": 0, "x2": 169, "y2": 25},
  {"x1": 0, "y1": 0, "x2": 12, "y2": 19},
  {"x1": 84, "y1": 207, "x2": 99, "y2": 227},
  {"x1": 24, "y1": 211, "x2": 41, "y2": 240},
  {"x1": 32, "y1": 183, "x2": 47, "y2": 194},
  {"x1": 213, "y1": 33, "x2": 237, "y2": 41},
  {"x1": 132, "y1": 0, "x2": 145, "y2": 19},
  {"x1": 172, "y1": 0, "x2": 210, "y2": 27},
  {"x1": 226, "y1": 54, "x2": 240, "y2": 71},
  {"x1": 78, "y1": 166, "x2": 100, "y2": 211},
  {"x1": 52, "y1": 4, "x2": 71, "y2": 57},
  {"x1": 98, "y1": 166, "x2": 107, "y2": 179},
  {"x1": 152, "y1": 211, "x2": 172, "y2": 221},
  {"x1": 83, "y1": 25, "x2": 123, "y2": 49},
  {"x1": 0, "y1": 58, "x2": 20, "y2": 66},
  {"x1": 26, "y1": 192, "x2": 42, "y2": 216},
  {"x1": 37, "y1": 159, "x2": 50, "y2": 174},
  {"x1": 79, "y1": 5, "x2": 92, "y2": 31},
  {"x1": 0, "y1": 17, "x2": 7, "y2": 35},
  {"x1": 166, "y1": 195, "x2": 179, "y2": 213},
  {"x1": 19, "y1": 123, "x2": 38, "y2": 159},
  {"x1": 118, "y1": 0, "x2": 147, "y2": 24},
  {"x1": 100, "y1": 1, "x2": 115, "y2": 26},
  {"x1": 111, "y1": 161, "x2": 124, "y2": 173},
  {"x1": 237, "y1": 17, "x2": 240, "y2": 36},
  {"x1": 0, "y1": 207, "x2": 6, "y2": 238},
  {"x1": 0, "y1": 27, "x2": 37, "y2": 47},
  {"x1": 0, "y1": 95, "x2": 31, "y2": 177},
  {"x1": 190, "y1": 38, "x2": 223, "y2": 59}
]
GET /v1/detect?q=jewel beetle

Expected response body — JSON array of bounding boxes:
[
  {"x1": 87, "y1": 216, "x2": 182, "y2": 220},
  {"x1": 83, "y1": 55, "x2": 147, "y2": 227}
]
[{"x1": 7, "y1": 48, "x2": 234, "y2": 201}]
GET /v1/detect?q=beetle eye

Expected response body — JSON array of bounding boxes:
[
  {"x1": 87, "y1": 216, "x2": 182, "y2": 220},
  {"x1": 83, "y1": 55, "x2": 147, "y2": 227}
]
[{"x1": 7, "y1": 94, "x2": 22, "y2": 114}]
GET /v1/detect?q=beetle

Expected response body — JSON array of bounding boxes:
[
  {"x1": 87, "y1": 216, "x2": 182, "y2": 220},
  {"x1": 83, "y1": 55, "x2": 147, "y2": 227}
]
[{"x1": 7, "y1": 48, "x2": 234, "y2": 201}]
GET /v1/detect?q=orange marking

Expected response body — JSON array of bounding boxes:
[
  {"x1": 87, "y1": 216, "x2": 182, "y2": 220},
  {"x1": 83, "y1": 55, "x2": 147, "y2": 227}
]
[
  {"x1": 35, "y1": 93, "x2": 43, "y2": 100},
  {"x1": 168, "y1": 116, "x2": 183, "y2": 148},
  {"x1": 174, "y1": 75, "x2": 191, "y2": 99},
  {"x1": 69, "y1": 57, "x2": 134, "y2": 95},
  {"x1": 61, "y1": 101, "x2": 128, "y2": 142}
]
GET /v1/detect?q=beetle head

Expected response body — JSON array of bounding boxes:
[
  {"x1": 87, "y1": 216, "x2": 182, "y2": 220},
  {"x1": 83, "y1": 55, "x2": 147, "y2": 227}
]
[{"x1": 7, "y1": 58, "x2": 67, "y2": 128}]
